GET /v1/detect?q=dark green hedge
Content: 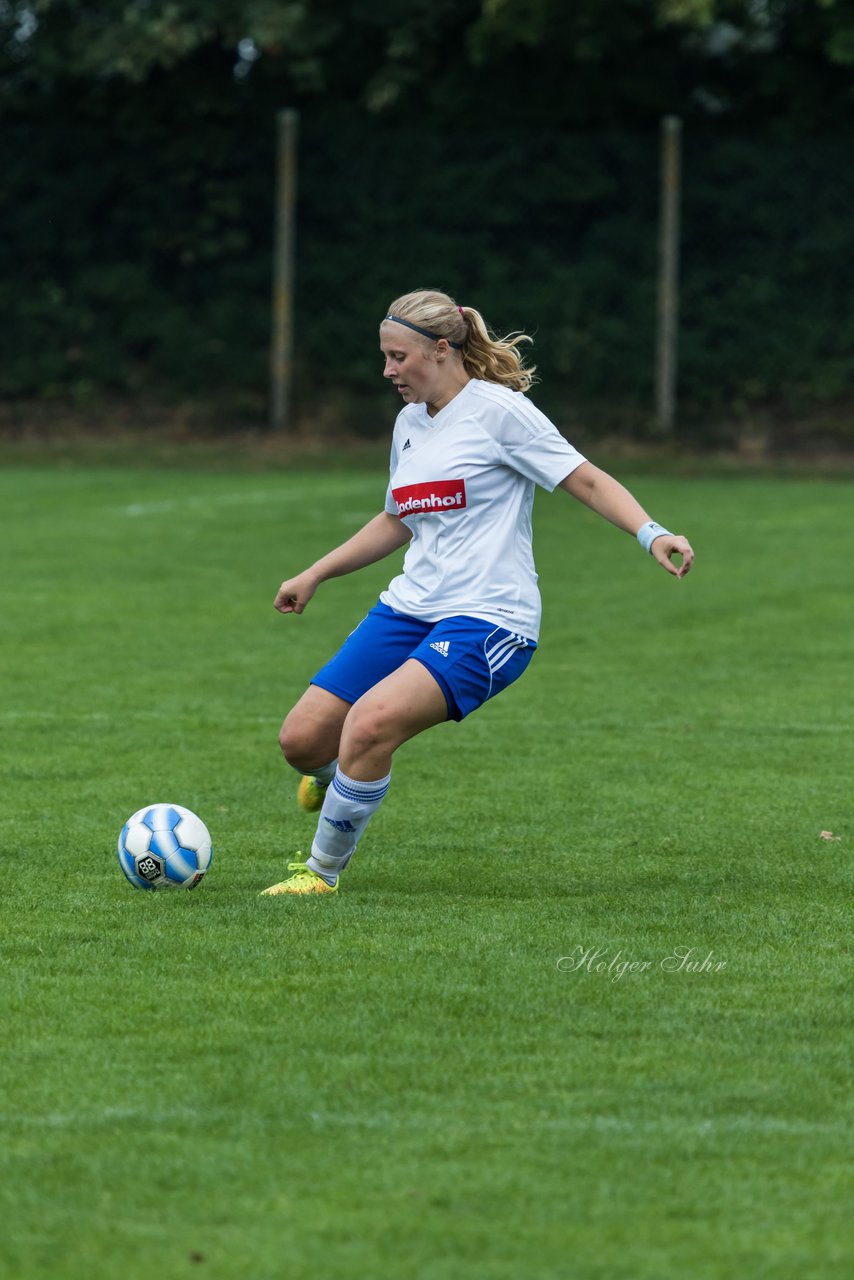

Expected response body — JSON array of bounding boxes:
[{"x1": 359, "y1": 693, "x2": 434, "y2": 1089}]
[{"x1": 2, "y1": 79, "x2": 853, "y2": 439}]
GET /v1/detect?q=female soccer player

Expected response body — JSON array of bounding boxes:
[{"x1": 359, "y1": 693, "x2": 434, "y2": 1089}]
[{"x1": 261, "y1": 289, "x2": 693, "y2": 895}]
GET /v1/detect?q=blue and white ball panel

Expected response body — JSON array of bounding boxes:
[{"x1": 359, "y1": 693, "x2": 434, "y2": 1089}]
[
  {"x1": 143, "y1": 803, "x2": 184, "y2": 833},
  {"x1": 174, "y1": 811, "x2": 213, "y2": 871},
  {"x1": 117, "y1": 816, "x2": 155, "y2": 889},
  {"x1": 117, "y1": 838, "x2": 155, "y2": 890},
  {"x1": 123, "y1": 821, "x2": 154, "y2": 858}
]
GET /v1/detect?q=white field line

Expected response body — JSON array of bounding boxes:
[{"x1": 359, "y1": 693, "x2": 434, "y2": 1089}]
[
  {"x1": 117, "y1": 486, "x2": 377, "y2": 519},
  {"x1": 4, "y1": 1107, "x2": 839, "y2": 1137},
  {"x1": 119, "y1": 490, "x2": 293, "y2": 517},
  {"x1": 0, "y1": 709, "x2": 272, "y2": 724}
]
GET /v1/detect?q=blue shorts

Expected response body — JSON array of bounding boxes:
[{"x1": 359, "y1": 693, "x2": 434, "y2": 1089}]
[{"x1": 311, "y1": 602, "x2": 537, "y2": 722}]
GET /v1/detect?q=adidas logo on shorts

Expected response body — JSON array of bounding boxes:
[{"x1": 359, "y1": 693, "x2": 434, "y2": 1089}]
[{"x1": 429, "y1": 640, "x2": 450, "y2": 657}]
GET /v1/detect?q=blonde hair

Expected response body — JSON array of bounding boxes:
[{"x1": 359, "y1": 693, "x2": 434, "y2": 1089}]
[{"x1": 385, "y1": 289, "x2": 536, "y2": 392}]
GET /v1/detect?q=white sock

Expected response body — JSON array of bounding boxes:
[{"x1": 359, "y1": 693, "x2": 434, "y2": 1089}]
[
  {"x1": 294, "y1": 759, "x2": 337, "y2": 786},
  {"x1": 307, "y1": 767, "x2": 391, "y2": 882}
]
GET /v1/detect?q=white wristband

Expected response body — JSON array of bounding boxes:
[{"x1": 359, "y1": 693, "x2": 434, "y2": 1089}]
[{"x1": 637, "y1": 521, "x2": 673, "y2": 554}]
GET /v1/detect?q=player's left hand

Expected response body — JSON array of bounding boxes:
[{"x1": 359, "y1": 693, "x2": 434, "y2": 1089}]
[{"x1": 651, "y1": 534, "x2": 694, "y2": 579}]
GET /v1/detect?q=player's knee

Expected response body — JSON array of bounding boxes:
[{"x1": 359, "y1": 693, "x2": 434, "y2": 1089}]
[
  {"x1": 278, "y1": 717, "x2": 315, "y2": 772},
  {"x1": 342, "y1": 706, "x2": 391, "y2": 761}
]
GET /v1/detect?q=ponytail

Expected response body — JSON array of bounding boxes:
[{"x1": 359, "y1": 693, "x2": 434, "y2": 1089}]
[{"x1": 385, "y1": 290, "x2": 536, "y2": 392}]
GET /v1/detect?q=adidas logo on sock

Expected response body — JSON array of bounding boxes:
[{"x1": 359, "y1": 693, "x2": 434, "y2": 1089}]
[
  {"x1": 323, "y1": 817, "x2": 356, "y2": 833},
  {"x1": 429, "y1": 640, "x2": 450, "y2": 657}
]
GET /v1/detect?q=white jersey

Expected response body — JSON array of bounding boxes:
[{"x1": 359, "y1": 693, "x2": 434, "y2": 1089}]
[{"x1": 380, "y1": 379, "x2": 586, "y2": 640}]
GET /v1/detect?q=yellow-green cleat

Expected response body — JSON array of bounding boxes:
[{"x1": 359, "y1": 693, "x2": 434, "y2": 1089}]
[
  {"x1": 260, "y1": 861, "x2": 338, "y2": 896},
  {"x1": 297, "y1": 775, "x2": 329, "y2": 813}
]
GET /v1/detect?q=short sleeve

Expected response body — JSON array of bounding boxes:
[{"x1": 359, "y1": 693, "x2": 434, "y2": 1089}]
[{"x1": 497, "y1": 395, "x2": 587, "y2": 490}]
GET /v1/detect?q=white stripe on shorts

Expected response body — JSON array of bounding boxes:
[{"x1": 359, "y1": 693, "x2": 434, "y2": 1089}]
[{"x1": 483, "y1": 630, "x2": 529, "y2": 697}]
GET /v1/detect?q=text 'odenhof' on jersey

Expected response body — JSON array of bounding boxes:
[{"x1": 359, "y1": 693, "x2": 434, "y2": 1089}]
[
  {"x1": 392, "y1": 479, "x2": 467, "y2": 517},
  {"x1": 391, "y1": 478, "x2": 468, "y2": 517}
]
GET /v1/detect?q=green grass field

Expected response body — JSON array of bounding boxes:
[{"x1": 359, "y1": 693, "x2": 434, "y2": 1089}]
[{"x1": 1, "y1": 454, "x2": 851, "y2": 1280}]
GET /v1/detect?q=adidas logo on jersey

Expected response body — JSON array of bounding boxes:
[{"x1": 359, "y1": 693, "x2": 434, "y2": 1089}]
[
  {"x1": 429, "y1": 640, "x2": 450, "y2": 657},
  {"x1": 402, "y1": 438, "x2": 411, "y2": 450}
]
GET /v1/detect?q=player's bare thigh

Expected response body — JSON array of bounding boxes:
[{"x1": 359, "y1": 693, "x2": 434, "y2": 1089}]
[
  {"x1": 338, "y1": 659, "x2": 449, "y2": 779},
  {"x1": 279, "y1": 684, "x2": 351, "y2": 772}
]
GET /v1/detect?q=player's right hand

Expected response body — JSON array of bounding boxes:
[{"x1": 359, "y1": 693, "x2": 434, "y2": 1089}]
[{"x1": 274, "y1": 572, "x2": 318, "y2": 614}]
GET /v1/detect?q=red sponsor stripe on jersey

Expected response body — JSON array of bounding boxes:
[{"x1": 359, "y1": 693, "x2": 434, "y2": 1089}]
[{"x1": 392, "y1": 478, "x2": 467, "y2": 517}]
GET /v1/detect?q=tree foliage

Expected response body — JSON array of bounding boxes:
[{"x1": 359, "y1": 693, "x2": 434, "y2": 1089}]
[{"x1": 4, "y1": 1, "x2": 854, "y2": 114}]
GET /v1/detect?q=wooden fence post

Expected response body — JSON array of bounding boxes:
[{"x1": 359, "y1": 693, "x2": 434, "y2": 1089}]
[
  {"x1": 656, "y1": 115, "x2": 682, "y2": 435},
  {"x1": 270, "y1": 108, "x2": 299, "y2": 431}
]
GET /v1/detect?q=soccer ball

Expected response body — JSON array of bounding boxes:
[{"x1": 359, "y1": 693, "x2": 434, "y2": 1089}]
[{"x1": 117, "y1": 803, "x2": 213, "y2": 891}]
